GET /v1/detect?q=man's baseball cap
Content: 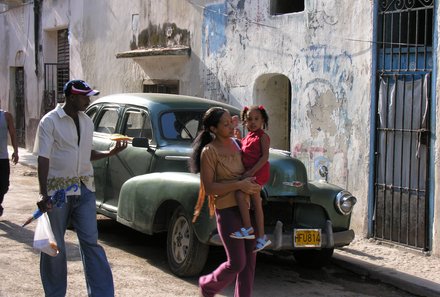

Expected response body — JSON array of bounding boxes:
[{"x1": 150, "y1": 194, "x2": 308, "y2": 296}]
[{"x1": 63, "y1": 80, "x2": 100, "y2": 97}]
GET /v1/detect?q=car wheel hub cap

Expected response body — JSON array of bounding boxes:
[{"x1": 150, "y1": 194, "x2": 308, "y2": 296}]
[{"x1": 172, "y1": 216, "x2": 190, "y2": 264}]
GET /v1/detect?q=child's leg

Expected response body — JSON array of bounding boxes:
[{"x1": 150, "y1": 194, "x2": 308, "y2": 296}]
[
  {"x1": 252, "y1": 193, "x2": 265, "y2": 237},
  {"x1": 236, "y1": 190, "x2": 252, "y2": 229},
  {"x1": 252, "y1": 193, "x2": 271, "y2": 252}
]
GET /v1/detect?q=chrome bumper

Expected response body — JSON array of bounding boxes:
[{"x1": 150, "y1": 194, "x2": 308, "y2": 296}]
[{"x1": 208, "y1": 220, "x2": 355, "y2": 250}]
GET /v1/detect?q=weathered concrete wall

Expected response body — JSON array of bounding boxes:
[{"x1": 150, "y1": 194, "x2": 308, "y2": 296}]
[
  {"x1": 2, "y1": 0, "x2": 439, "y2": 252},
  {"x1": 72, "y1": 0, "x2": 203, "y2": 96},
  {"x1": 0, "y1": 0, "x2": 204, "y2": 150},
  {"x1": 201, "y1": 0, "x2": 373, "y2": 235},
  {"x1": 0, "y1": 3, "x2": 40, "y2": 149},
  {"x1": 0, "y1": 0, "x2": 373, "y2": 236}
]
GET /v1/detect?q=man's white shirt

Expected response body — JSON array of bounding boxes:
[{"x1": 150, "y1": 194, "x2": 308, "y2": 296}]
[{"x1": 34, "y1": 105, "x2": 95, "y2": 196}]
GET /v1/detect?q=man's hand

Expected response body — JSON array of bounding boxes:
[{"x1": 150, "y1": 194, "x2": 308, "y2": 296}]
[
  {"x1": 36, "y1": 194, "x2": 53, "y2": 213},
  {"x1": 109, "y1": 140, "x2": 128, "y2": 156}
]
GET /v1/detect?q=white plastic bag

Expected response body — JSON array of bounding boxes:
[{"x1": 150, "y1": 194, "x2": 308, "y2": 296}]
[{"x1": 33, "y1": 213, "x2": 59, "y2": 257}]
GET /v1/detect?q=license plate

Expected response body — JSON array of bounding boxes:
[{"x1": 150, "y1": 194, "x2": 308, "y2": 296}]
[{"x1": 293, "y1": 229, "x2": 321, "y2": 247}]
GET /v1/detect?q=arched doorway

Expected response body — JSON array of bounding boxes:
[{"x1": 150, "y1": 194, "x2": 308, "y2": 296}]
[{"x1": 253, "y1": 74, "x2": 291, "y2": 151}]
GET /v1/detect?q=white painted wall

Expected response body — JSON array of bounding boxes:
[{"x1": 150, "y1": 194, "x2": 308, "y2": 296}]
[
  {"x1": 201, "y1": 1, "x2": 373, "y2": 236},
  {"x1": 1, "y1": 0, "x2": 439, "y2": 254},
  {"x1": 0, "y1": 0, "x2": 205, "y2": 149}
]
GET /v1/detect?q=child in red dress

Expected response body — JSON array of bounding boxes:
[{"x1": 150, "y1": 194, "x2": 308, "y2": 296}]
[{"x1": 230, "y1": 105, "x2": 272, "y2": 252}]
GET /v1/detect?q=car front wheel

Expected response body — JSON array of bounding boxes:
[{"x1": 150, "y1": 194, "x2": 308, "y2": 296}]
[
  {"x1": 167, "y1": 206, "x2": 209, "y2": 277},
  {"x1": 293, "y1": 248, "x2": 334, "y2": 268}
]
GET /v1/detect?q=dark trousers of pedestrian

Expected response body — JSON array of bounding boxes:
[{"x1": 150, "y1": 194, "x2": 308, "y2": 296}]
[
  {"x1": 199, "y1": 206, "x2": 256, "y2": 297},
  {"x1": 0, "y1": 159, "x2": 10, "y2": 214}
]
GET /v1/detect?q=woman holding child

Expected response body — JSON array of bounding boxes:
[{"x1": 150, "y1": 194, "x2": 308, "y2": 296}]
[{"x1": 190, "y1": 107, "x2": 261, "y2": 297}]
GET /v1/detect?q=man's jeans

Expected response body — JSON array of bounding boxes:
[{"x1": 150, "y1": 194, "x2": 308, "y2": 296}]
[{"x1": 40, "y1": 184, "x2": 114, "y2": 297}]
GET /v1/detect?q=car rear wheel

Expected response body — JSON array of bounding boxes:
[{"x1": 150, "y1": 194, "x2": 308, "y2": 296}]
[
  {"x1": 293, "y1": 248, "x2": 334, "y2": 268},
  {"x1": 167, "y1": 206, "x2": 209, "y2": 277}
]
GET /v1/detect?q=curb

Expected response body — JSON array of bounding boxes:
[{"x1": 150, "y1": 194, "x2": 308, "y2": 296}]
[{"x1": 331, "y1": 253, "x2": 440, "y2": 297}]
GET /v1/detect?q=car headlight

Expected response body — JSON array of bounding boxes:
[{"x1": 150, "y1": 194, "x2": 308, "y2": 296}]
[{"x1": 335, "y1": 190, "x2": 357, "y2": 215}]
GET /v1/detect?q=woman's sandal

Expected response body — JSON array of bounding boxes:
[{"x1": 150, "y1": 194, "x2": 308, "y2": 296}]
[
  {"x1": 254, "y1": 236, "x2": 272, "y2": 252},
  {"x1": 230, "y1": 227, "x2": 255, "y2": 239}
]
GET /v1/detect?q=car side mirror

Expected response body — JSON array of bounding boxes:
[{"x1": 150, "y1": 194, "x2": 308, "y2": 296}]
[{"x1": 132, "y1": 137, "x2": 150, "y2": 148}]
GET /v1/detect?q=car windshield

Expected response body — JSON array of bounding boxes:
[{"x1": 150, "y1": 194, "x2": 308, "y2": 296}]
[{"x1": 160, "y1": 111, "x2": 204, "y2": 141}]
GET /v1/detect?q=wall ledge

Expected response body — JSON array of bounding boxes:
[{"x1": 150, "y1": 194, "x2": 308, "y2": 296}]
[{"x1": 116, "y1": 46, "x2": 191, "y2": 59}]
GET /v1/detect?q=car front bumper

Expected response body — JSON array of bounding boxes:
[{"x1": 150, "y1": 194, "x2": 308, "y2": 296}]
[{"x1": 208, "y1": 220, "x2": 355, "y2": 250}]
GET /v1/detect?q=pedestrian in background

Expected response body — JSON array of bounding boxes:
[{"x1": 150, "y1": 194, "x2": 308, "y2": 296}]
[
  {"x1": 0, "y1": 109, "x2": 19, "y2": 217},
  {"x1": 33, "y1": 79, "x2": 127, "y2": 297},
  {"x1": 190, "y1": 107, "x2": 261, "y2": 297}
]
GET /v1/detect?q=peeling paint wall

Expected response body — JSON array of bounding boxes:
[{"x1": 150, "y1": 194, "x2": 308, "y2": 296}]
[
  {"x1": 0, "y1": 0, "x2": 205, "y2": 150},
  {"x1": 2, "y1": 1, "x2": 439, "y2": 251},
  {"x1": 137, "y1": 22, "x2": 190, "y2": 49},
  {"x1": 200, "y1": 0, "x2": 373, "y2": 235},
  {"x1": 0, "y1": 0, "x2": 373, "y2": 236}
]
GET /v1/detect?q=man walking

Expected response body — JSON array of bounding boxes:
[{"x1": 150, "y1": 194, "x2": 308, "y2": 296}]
[
  {"x1": 34, "y1": 79, "x2": 127, "y2": 297},
  {"x1": 0, "y1": 109, "x2": 19, "y2": 217}
]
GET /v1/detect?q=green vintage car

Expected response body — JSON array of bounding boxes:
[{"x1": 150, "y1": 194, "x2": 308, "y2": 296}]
[{"x1": 86, "y1": 93, "x2": 357, "y2": 277}]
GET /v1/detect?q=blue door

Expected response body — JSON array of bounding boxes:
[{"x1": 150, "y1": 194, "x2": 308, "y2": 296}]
[{"x1": 373, "y1": 0, "x2": 434, "y2": 250}]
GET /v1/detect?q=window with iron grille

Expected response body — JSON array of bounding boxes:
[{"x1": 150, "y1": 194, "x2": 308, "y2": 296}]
[
  {"x1": 373, "y1": 0, "x2": 434, "y2": 250},
  {"x1": 57, "y1": 29, "x2": 69, "y2": 102},
  {"x1": 378, "y1": 0, "x2": 433, "y2": 50},
  {"x1": 143, "y1": 80, "x2": 179, "y2": 94}
]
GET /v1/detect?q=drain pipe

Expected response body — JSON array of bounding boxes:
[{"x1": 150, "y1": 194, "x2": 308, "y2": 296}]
[{"x1": 33, "y1": 0, "x2": 42, "y2": 77}]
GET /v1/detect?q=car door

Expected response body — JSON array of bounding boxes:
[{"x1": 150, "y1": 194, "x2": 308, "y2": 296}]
[
  {"x1": 104, "y1": 107, "x2": 155, "y2": 211},
  {"x1": 89, "y1": 105, "x2": 121, "y2": 209}
]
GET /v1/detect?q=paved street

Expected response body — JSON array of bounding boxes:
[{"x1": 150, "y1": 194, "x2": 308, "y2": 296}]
[{"x1": 0, "y1": 162, "x2": 416, "y2": 297}]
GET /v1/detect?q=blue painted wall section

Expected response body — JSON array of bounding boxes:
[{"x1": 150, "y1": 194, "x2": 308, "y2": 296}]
[{"x1": 202, "y1": 2, "x2": 227, "y2": 56}]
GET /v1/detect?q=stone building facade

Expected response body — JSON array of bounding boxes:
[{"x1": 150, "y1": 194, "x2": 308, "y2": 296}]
[{"x1": 1, "y1": 0, "x2": 439, "y2": 257}]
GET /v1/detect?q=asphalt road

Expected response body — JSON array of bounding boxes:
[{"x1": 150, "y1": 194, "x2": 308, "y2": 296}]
[{"x1": 0, "y1": 163, "x2": 416, "y2": 297}]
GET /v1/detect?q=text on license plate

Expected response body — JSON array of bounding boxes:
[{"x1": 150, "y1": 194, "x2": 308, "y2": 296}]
[{"x1": 294, "y1": 229, "x2": 321, "y2": 247}]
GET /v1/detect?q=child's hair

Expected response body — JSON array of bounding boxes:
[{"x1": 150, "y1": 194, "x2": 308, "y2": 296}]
[
  {"x1": 189, "y1": 107, "x2": 229, "y2": 173},
  {"x1": 240, "y1": 105, "x2": 269, "y2": 129}
]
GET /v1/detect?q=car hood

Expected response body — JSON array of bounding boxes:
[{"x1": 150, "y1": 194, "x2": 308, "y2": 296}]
[
  {"x1": 265, "y1": 149, "x2": 310, "y2": 197},
  {"x1": 153, "y1": 145, "x2": 311, "y2": 197}
]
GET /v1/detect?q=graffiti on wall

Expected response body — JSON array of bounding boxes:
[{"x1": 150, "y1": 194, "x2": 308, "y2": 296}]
[
  {"x1": 199, "y1": 0, "x2": 356, "y2": 186},
  {"x1": 291, "y1": 45, "x2": 353, "y2": 186},
  {"x1": 202, "y1": 2, "x2": 228, "y2": 101},
  {"x1": 202, "y1": 2, "x2": 227, "y2": 56},
  {"x1": 306, "y1": 0, "x2": 338, "y2": 39}
]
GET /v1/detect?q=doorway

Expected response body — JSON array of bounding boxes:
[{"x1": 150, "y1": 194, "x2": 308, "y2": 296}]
[
  {"x1": 254, "y1": 74, "x2": 291, "y2": 151},
  {"x1": 373, "y1": 0, "x2": 434, "y2": 250},
  {"x1": 11, "y1": 67, "x2": 25, "y2": 147}
]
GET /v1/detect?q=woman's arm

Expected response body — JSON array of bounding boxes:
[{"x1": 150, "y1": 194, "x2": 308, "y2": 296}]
[
  {"x1": 5, "y1": 112, "x2": 18, "y2": 164},
  {"x1": 200, "y1": 152, "x2": 260, "y2": 196}
]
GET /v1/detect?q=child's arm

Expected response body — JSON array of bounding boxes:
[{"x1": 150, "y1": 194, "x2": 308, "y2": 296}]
[{"x1": 244, "y1": 133, "x2": 270, "y2": 177}]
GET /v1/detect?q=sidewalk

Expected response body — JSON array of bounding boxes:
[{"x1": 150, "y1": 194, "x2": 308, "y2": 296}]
[
  {"x1": 332, "y1": 239, "x2": 440, "y2": 297},
  {"x1": 8, "y1": 145, "x2": 440, "y2": 297}
]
